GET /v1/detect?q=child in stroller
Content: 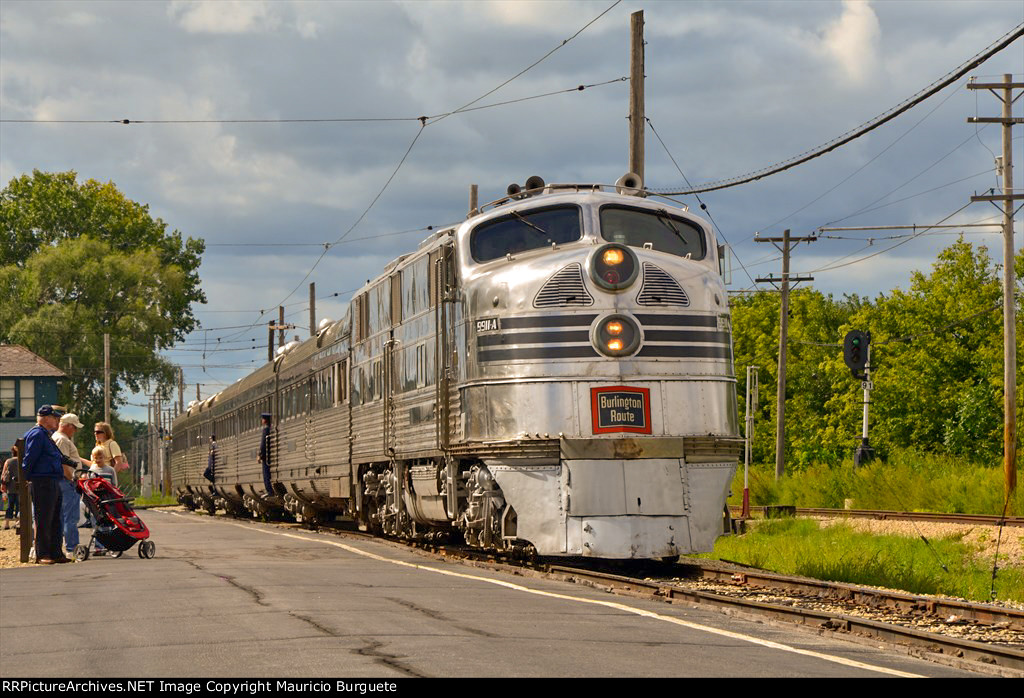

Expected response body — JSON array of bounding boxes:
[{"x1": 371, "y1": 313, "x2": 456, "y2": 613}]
[{"x1": 73, "y1": 447, "x2": 155, "y2": 561}]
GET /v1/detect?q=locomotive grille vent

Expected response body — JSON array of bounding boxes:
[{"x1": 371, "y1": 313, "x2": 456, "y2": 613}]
[
  {"x1": 637, "y1": 263, "x2": 689, "y2": 306},
  {"x1": 534, "y1": 263, "x2": 594, "y2": 308}
]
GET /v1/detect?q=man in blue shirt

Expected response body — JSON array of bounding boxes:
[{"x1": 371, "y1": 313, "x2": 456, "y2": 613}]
[{"x1": 22, "y1": 405, "x2": 71, "y2": 564}]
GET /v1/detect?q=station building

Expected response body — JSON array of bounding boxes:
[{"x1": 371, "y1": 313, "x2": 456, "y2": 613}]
[{"x1": 0, "y1": 345, "x2": 65, "y2": 459}]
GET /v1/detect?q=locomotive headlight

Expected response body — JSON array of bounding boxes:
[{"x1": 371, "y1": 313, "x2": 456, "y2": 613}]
[
  {"x1": 602, "y1": 248, "x2": 625, "y2": 266},
  {"x1": 591, "y1": 244, "x2": 638, "y2": 291},
  {"x1": 594, "y1": 314, "x2": 640, "y2": 357}
]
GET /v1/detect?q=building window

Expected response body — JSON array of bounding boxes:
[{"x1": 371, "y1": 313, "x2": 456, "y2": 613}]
[
  {"x1": 19, "y1": 380, "x2": 35, "y2": 417},
  {"x1": 0, "y1": 380, "x2": 14, "y2": 419}
]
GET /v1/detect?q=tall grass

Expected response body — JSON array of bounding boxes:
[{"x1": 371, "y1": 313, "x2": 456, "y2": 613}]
[
  {"x1": 696, "y1": 518, "x2": 1024, "y2": 603},
  {"x1": 730, "y1": 448, "x2": 1023, "y2": 515}
]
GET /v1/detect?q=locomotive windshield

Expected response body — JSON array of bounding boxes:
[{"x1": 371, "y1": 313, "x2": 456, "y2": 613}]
[
  {"x1": 470, "y1": 205, "x2": 582, "y2": 262},
  {"x1": 599, "y1": 205, "x2": 706, "y2": 260}
]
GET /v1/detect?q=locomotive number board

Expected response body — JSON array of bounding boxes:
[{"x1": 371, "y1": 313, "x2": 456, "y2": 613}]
[{"x1": 591, "y1": 386, "x2": 652, "y2": 434}]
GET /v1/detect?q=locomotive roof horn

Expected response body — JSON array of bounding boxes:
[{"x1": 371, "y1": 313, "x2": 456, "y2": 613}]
[
  {"x1": 506, "y1": 182, "x2": 522, "y2": 198},
  {"x1": 615, "y1": 172, "x2": 644, "y2": 197},
  {"x1": 524, "y1": 175, "x2": 546, "y2": 194}
]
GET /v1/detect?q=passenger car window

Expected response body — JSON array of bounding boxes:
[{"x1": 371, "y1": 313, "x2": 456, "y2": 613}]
[
  {"x1": 599, "y1": 206, "x2": 706, "y2": 260},
  {"x1": 470, "y1": 206, "x2": 582, "y2": 262}
]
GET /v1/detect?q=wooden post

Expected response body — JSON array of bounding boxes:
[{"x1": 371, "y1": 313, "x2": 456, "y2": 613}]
[
  {"x1": 968, "y1": 75, "x2": 1022, "y2": 511},
  {"x1": 309, "y1": 282, "x2": 316, "y2": 338},
  {"x1": 999, "y1": 74, "x2": 1017, "y2": 510},
  {"x1": 756, "y1": 230, "x2": 815, "y2": 481},
  {"x1": 103, "y1": 332, "x2": 110, "y2": 424},
  {"x1": 774, "y1": 229, "x2": 791, "y2": 482},
  {"x1": 15, "y1": 438, "x2": 31, "y2": 563},
  {"x1": 628, "y1": 10, "x2": 645, "y2": 182},
  {"x1": 278, "y1": 306, "x2": 286, "y2": 349}
]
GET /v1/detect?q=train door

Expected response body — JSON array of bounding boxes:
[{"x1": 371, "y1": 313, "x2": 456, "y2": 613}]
[
  {"x1": 304, "y1": 375, "x2": 315, "y2": 470},
  {"x1": 431, "y1": 242, "x2": 457, "y2": 518},
  {"x1": 383, "y1": 272, "x2": 401, "y2": 455},
  {"x1": 431, "y1": 242, "x2": 456, "y2": 450}
]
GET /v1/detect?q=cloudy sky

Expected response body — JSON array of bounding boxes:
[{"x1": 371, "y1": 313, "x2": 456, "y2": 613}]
[{"x1": 1, "y1": 0, "x2": 1021, "y2": 421}]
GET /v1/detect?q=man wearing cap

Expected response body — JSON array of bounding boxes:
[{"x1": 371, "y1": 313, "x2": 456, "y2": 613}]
[
  {"x1": 53, "y1": 413, "x2": 91, "y2": 556},
  {"x1": 21, "y1": 405, "x2": 71, "y2": 564},
  {"x1": 259, "y1": 413, "x2": 273, "y2": 497}
]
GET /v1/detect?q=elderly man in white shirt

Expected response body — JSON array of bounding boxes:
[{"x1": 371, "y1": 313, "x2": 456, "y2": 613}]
[{"x1": 52, "y1": 413, "x2": 91, "y2": 557}]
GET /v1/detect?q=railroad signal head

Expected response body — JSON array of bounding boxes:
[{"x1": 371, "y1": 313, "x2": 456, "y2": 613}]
[{"x1": 843, "y1": 330, "x2": 869, "y2": 379}]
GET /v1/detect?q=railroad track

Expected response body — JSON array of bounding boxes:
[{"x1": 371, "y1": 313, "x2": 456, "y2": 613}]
[
  {"x1": 544, "y1": 561, "x2": 1024, "y2": 675},
  {"x1": 730, "y1": 506, "x2": 1024, "y2": 527}
]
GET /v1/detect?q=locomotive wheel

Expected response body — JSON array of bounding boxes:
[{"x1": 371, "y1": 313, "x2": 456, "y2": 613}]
[{"x1": 73, "y1": 544, "x2": 90, "y2": 562}]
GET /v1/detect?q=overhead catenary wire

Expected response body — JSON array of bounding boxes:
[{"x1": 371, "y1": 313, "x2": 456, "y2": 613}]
[{"x1": 650, "y1": 23, "x2": 1024, "y2": 196}]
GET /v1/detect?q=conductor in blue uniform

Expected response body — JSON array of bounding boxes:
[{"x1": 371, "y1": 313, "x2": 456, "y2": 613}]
[{"x1": 22, "y1": 405, "x2": 71, "y2": 564}]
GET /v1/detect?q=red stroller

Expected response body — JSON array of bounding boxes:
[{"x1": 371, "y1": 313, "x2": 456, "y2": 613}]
[{"x1": 73, "y1": 470, "x2": 155, "y2": 561}]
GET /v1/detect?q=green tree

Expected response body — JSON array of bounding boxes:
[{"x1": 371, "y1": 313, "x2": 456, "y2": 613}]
[
  {"x1": 731, "y1": 288, "x2": 865, "y2": 469},
  {"x1": 0, "y1": 170, "x2": 205, "y2": 432},
  {"x1": 850, "y1": 239, "x2": 1022, "y2": 463}
]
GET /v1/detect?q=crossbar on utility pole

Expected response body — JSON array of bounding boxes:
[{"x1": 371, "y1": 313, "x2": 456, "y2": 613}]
[
  {"x1": 968, "y1": 73, "x2": 1020, "y2": 511},
  {"x1": 756, "y1": 229, "x2": 816, "y2": 480}
]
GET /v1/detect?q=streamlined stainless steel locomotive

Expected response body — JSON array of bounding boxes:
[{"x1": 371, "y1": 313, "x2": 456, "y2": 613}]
[{"x1": 170, "y1": 175, "x2": 742, "y2": 559}]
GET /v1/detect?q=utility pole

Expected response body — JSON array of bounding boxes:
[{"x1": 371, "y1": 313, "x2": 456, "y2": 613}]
[
  {"x1": 103, "y1": 333, "x2": 110, "y2": 424},
  {"x1": 756, "y1": 229, "x2": 816, "y2": 480},
  {"x1": 743, "y1": 366, "x2": 760, "y2": 518},
  {"x1": 146, "y1": 395, "x2": 154, "y2": 498},
  {"x1": 628, "y1": 10, "x2": 645, "y2": 182},
  {"x1": 268, "y1": 321, "x2": 275, "y2": 362},
  {"x1": 968, "y1": 74, "x2": 1022, "y2": 511},
  {"x1": 178, "y1": 367, "x2": 184, "y2": 416},
  {"x1": 469, "y1": 184, "x2": 479, "y2": 217},
  {"x1": 278, "y1": 306, "x2": 286, "y2": 348},
  {"x1": 309, "y1": 282, "x2": 316, "y2": 338}
]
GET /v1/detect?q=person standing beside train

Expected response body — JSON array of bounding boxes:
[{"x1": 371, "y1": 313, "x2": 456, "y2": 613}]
[
  {"x1": 52, "y1": 413, "x2": 91, "y2": 556},
  {"x1": 21, "y1": 405, "x2": 71, "y2": 564},
  {"x1": 259, "y1": 413, "x2": 273, "y2": 497},
  {"x1": 93, "y1": 422, "x2": 126, "y2": 472},
  {"x1": 204, "y1": 435, "x2": 217, "y2": 485},
  {"x1": 1, "y1": 444, "x2": 20, "y2": 529}
]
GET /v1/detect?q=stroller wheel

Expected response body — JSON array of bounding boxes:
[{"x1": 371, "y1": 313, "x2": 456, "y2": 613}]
[
  {"x1": 140, "y1": 540, "x2": 156, "y2": 559},
  {"x1": 111, "y1": 550, "x2": 123, "y2": 559},
  {"x1": 73, "y1": 544, "x2": 90, "y2": 562}
]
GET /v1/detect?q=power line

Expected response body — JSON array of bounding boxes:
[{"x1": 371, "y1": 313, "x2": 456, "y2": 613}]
[
  {"x1": 800, "y1": 200, "x2": 975, "y2": 275},
  {"x1": 759, "y1": 83, "x2": 964, "y2": 233},
  {"x1": 428, "y1": 0, "x2": 623, "y2": 126},
  {"x1": 650, "y1": 24, "x2": 1023, "y2": 196},
  {"x1": 645, "y1": 116, "x2": 758, "y2": 290}
]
